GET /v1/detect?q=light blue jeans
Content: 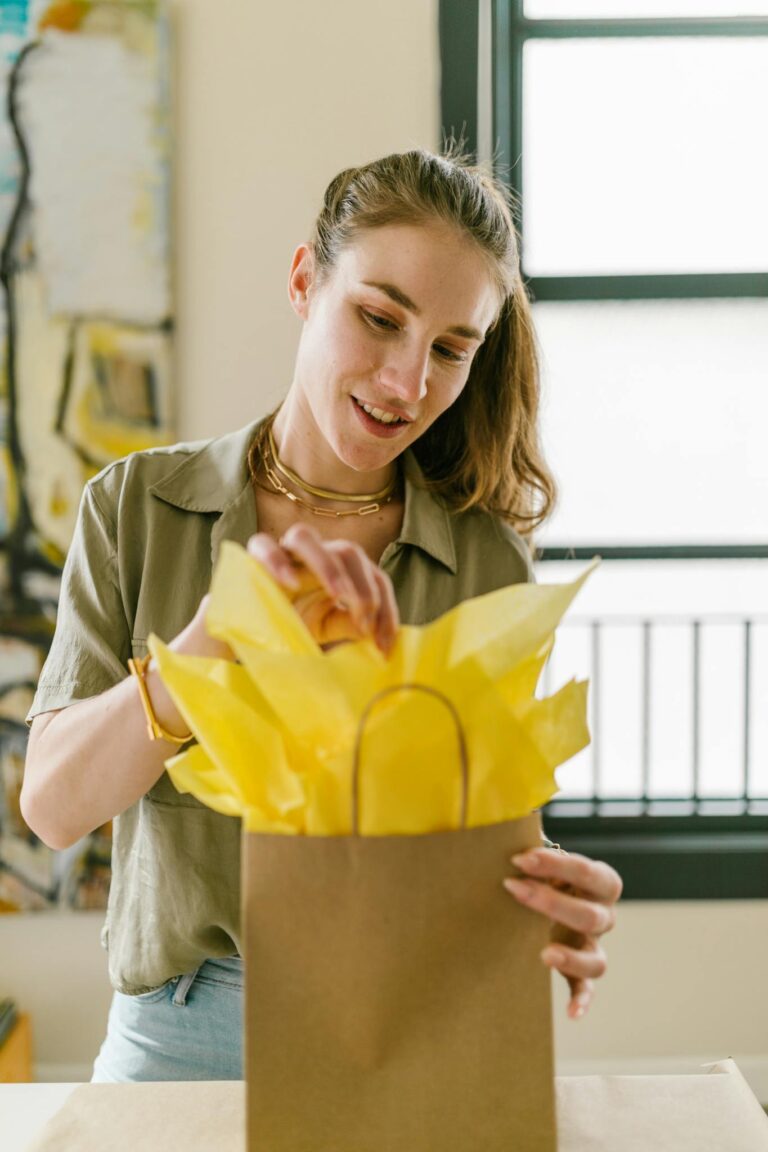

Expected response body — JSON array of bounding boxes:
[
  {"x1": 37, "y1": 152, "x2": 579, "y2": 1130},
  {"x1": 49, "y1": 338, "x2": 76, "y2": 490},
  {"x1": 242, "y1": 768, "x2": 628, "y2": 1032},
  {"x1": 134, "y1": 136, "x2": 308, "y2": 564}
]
[{"x1": 91, "y1": 957, "x2": 244, "y2": 1082}]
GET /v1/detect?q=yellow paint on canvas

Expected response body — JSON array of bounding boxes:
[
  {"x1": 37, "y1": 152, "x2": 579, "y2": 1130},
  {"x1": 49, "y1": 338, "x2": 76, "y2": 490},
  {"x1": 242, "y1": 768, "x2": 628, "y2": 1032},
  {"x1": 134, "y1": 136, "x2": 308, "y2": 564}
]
[
  {"x1": 68, "y1": 326, "x2": 173, "y2": 459},
  {"x1": 0, "y1": 445, "x2": 19, "y2": 531},
  {"x1": 38, "y1": 2, "x2": 93, "y2": 33},
  {"x1": 72, "y1": 392, "x2": 172, "y2": 459}
]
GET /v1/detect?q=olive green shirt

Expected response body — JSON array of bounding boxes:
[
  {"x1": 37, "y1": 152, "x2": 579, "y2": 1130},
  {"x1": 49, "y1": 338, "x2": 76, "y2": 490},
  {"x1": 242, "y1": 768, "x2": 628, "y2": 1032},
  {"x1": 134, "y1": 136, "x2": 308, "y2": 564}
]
[{"x1": 28, "y1": 419, "x2": 533, "y2": 995}]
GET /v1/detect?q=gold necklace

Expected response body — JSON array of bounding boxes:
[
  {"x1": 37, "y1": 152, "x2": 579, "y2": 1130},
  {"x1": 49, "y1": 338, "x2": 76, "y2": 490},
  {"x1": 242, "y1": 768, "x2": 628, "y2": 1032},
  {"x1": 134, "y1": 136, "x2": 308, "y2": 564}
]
[
  {"x1": 256, "y1": 433, "x2": 396, "y2": 518},
  {"x1": 267, "y1": 426, "x2": 395, "y2": 504},
  {"x1": 262, "y1": 460, "x2": 389, "y2": 517}
]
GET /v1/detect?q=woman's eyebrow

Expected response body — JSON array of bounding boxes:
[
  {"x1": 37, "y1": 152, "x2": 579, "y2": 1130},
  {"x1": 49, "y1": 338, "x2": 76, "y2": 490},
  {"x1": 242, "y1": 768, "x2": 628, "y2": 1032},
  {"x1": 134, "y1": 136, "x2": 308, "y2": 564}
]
[
  {"x1": 362, "y1": 280, "x2": 483, "y2": 342},
  {"x1": 363, "y1": 280, "x2": 420, "y2": 313}
]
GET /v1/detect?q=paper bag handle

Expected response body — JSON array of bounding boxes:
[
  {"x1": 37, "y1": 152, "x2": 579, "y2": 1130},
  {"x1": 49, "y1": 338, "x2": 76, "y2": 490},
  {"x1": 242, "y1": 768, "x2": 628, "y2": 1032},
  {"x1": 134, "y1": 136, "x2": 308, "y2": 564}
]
[{"x1": 351, "y1": 684, "x2": 469, "y2": 834}]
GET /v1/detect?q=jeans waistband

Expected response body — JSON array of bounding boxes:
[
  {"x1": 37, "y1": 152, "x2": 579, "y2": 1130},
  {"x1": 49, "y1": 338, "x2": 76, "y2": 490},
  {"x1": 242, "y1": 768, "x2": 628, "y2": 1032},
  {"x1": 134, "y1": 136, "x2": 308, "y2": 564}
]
[{"x1": 172, "y1": 955, "x2": 243, "y2": 1006}]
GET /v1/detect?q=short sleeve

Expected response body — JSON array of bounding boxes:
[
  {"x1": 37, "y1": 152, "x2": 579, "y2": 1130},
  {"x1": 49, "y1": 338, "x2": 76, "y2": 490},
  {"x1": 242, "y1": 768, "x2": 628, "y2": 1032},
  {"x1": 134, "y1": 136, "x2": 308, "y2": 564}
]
[
  {"x1": 26, "y1": 479, "x2": 131, "y2": 724},
  {"x1": 491, "y1": 517, "x2": 536, "y2": 585}
]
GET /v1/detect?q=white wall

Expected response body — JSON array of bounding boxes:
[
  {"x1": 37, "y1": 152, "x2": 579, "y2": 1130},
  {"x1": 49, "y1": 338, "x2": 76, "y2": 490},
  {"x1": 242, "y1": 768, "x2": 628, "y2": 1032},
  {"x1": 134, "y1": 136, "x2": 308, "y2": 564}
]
[{"x1": 3, "y1": 0, "x2": 767, "y2": 1103}]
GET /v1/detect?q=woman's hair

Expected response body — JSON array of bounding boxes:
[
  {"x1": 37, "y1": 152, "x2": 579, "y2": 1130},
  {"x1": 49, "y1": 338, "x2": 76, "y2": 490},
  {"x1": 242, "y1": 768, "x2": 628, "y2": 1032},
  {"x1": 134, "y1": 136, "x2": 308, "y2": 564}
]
[{"x1": 307, "y1": 146, "x2": 557, "y2": 537}]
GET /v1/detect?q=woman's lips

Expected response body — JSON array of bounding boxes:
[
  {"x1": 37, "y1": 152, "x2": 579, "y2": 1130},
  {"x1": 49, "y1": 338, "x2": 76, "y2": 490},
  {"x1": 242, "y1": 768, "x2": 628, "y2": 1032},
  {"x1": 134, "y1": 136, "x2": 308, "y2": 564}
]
[{"x1": 351, "y1": 396, "x2": 412, "y2": 438}]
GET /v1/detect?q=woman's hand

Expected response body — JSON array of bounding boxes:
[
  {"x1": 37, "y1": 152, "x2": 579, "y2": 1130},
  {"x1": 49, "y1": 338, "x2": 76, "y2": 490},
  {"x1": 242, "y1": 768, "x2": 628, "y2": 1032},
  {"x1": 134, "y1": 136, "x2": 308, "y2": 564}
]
[
  {"x1": 503, "y1": 848, "x2": 622, "y2": 1019},
  {"x1": 247, "y1": 524, "x2": 399, "y2": 655}
]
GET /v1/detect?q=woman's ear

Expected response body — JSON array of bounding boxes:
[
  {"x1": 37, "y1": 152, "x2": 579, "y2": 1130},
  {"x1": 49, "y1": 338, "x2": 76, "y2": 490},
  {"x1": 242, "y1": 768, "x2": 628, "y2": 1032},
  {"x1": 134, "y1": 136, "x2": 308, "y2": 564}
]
[{"x1": 287, "y1": 244, "x2": 316, "y2": 318}]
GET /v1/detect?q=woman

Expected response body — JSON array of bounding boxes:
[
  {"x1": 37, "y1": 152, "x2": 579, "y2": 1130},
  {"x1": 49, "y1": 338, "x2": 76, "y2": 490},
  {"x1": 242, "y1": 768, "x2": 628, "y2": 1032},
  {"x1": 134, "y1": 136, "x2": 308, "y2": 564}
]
[{"x1": 22, "y1": 148, "x2": 621, "y2": 1082}]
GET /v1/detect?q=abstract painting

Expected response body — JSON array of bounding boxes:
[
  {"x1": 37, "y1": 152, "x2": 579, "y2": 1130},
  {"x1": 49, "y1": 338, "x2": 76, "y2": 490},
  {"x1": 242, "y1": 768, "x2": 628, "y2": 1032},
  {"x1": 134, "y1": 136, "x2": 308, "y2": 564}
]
[{"x1": 0, "y1": 0, "x2": 173, "y2": 911}]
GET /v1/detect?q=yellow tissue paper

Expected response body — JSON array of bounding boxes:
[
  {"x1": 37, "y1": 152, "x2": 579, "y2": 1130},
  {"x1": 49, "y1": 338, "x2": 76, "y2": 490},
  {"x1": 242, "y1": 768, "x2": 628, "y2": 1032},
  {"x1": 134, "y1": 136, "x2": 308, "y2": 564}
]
[{"x1": 150, "y1": 542, "x2": 596, "y2": 835}]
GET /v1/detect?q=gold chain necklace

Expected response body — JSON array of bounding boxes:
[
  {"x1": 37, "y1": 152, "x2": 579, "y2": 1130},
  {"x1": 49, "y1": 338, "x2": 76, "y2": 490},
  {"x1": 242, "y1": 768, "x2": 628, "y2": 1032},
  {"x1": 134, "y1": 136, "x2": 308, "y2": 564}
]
[
  {"x1": 262, "y1": 461, "x2": 389, "y2": 517},
  {"x1": 267, "y1": 426, "x2": 396, "y2": 504},
  {"x1": 256, "y1": 430, "x2": 396, "y2": 518}
]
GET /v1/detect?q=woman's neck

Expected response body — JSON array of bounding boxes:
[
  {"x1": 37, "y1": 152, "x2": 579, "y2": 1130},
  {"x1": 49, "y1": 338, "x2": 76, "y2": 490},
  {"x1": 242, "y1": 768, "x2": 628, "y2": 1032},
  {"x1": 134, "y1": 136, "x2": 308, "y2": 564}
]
[{"x1": 271, "y1": 398, "x2": 397, "y2": 498}]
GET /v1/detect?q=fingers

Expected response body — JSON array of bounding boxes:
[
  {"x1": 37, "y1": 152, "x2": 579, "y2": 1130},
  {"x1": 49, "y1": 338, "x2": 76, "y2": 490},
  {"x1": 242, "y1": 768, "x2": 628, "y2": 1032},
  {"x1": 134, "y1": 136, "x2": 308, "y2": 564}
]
[
  {"x1": 248, "y1": 527, "x2": 360, "y2": 618},
  {"x1": 325, "y1": 538, "x2": 382, "y2": 636},
  {"x1": 247, "y1": 533, "x2": 303, "y2": 592},
  {"x1": 565, "y1": 977, "x2": 594, "y2": 1020},
  {"x1": 246, "y1": 525, "x2": 399, "y2": 654},
  {"x1": 503, "y1": 846, "x2": 621, "y2": 1019},
  {"x1": 371, "y1": 565, "x2": 400, "y2": 653},
  {"x1": 503, "y1": 872, "x2": 616, "y2": 937},
  {"x1": 512, "y1": 848, "x2": 623, "y2": 906},
  {"x1": 541, "y1": 939, "x2": 607, "y2": 984}
]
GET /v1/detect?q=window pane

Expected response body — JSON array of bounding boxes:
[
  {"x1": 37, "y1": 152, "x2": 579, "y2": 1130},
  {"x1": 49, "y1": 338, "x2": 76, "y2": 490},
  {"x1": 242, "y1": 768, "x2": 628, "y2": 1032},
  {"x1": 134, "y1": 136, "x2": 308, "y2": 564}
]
[
  {"x1": 535, "y1": 562, "x2": 768, "y2": 801},
  {"x1": 533, "y1": 299, "x2": 768, "y2": 544},
  {"x1": 522, "y1": 38, "x2": 768, "y2": 275},
  {"x1": 525, "y1": 1, "x2": 768, "y2": 16}
]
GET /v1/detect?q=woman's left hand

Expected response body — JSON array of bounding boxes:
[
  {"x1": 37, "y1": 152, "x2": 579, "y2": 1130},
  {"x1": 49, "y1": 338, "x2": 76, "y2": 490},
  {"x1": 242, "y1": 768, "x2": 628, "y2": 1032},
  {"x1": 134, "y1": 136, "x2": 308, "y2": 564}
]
[{"x1": 503, "y1": 848, "x2": 622, "y2": 1019}]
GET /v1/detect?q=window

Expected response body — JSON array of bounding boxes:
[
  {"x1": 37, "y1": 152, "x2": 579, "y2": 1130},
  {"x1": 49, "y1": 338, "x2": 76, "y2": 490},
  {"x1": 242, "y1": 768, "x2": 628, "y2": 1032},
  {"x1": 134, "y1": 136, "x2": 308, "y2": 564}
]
[{"x1": 439, "y1": 0, "x2": 768, "y2": 897}]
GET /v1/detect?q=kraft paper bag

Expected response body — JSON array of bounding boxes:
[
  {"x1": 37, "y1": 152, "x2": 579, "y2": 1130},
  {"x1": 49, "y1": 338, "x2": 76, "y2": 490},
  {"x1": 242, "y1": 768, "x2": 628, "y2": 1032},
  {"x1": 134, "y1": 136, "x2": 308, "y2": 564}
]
[
  {"x1": 146, "y1": 545, "x2": 598, "y2": 1151},
  {"x1": 243, "y1": 810, "x2": 557, "y2": 1152}
]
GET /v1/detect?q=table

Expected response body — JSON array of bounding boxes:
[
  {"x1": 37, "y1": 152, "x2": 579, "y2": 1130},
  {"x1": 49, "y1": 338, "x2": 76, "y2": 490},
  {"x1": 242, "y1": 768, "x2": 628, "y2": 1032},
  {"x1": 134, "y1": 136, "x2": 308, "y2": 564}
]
[
  {"x1": 3, "y1": 1066, "x2": 768, "y2": 1152},
  {"x1": 1, "y1": 1083, "x2": 78, "y2": 1152}
]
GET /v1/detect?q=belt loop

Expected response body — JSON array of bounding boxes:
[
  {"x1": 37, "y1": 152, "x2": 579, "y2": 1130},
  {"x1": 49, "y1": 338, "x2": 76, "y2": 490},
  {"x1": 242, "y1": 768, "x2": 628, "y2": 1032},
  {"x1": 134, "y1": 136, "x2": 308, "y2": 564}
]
[{"x1": 172, "y1": 967, "x2": 200, "y2": 1007}]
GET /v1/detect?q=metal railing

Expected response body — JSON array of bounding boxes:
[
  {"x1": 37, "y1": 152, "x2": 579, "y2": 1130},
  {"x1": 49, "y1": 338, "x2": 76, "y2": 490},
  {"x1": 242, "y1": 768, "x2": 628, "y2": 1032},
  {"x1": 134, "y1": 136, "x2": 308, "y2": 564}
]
[
  {"x1": 543, "y1": 614, "x2": 768, "y2": 818},
  {"x1": 537, "y1": 544, "x2": 768, "y2": 826}
]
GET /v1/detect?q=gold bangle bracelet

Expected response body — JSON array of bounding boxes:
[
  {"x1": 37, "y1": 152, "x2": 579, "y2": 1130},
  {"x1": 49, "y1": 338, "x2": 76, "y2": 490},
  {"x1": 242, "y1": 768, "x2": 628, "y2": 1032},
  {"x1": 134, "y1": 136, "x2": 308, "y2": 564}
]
[{"x1": 128, "y1": 654, "x2": 192, "y2": 746}]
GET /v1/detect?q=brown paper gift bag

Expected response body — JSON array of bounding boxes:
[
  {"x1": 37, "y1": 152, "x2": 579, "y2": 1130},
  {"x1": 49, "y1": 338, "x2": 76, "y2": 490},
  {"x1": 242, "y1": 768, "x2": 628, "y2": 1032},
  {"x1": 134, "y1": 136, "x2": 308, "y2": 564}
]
[{"x1": 243, "y1": 686, "x2": 558, "y2": 1152}]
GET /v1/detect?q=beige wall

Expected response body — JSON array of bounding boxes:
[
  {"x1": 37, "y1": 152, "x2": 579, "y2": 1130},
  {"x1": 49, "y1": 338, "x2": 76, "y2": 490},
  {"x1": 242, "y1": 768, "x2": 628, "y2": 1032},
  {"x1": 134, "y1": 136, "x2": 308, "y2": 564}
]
[
  {"x1": 3, "y1": 902, "x2": 768, "y2": 1095},
  {"x1": 3, "y1": 0, "x2": 767, "y2": 1101},
  {"x1": 172, "y1": 0, "x2": 441, "y2": 440}
]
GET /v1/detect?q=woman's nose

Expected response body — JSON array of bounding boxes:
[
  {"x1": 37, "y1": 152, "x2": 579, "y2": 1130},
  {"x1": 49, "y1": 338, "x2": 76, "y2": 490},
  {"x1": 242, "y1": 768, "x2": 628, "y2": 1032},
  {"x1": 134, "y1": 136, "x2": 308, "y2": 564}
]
[{"x1": 378, "y1": 346, "x2": 429, "y2": 403}]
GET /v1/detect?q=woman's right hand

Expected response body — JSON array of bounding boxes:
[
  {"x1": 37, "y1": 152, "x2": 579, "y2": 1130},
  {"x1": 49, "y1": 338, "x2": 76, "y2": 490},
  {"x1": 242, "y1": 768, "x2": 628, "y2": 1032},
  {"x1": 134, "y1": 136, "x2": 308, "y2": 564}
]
[{"x1": 247, "y1": 523, "x2": 399, "y2": 655}]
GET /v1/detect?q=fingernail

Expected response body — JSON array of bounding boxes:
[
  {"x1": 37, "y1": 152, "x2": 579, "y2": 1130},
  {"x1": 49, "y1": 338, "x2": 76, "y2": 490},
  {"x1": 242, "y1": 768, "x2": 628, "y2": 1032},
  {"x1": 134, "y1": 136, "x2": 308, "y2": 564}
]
[
  {"x1": 512, "y1": 852, "x2": 540, "y2": 872},
  {"x1": 503, "y1": 877, "x2": 534, "y2": 902},
  {"x1": 571, "y1": 1002, "x2": 587, "y2": 1020},
  {"x1": 541, "y1": 947, "x2": 565, "y2": 967}
]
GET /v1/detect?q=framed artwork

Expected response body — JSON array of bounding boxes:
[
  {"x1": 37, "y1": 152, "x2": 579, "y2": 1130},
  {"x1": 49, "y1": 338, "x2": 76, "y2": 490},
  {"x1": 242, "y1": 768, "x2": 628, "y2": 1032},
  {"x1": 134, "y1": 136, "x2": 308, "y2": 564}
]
[{"x1": 0, "y1": 0, "x2": 173, "y2": 911}]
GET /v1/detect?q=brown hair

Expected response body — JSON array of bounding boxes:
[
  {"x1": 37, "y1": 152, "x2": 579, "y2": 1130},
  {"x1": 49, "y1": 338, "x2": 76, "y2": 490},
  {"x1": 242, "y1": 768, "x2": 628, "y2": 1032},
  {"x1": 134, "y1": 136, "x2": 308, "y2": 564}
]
[{"x1": 305, "y1": 146, "x2": 556, "y2": 537}]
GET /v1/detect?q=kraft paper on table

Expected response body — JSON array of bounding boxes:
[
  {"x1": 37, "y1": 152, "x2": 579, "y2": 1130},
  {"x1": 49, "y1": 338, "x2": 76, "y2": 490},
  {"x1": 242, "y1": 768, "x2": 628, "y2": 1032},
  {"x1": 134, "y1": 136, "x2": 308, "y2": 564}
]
[
  {"x1": 24, "y1": 1061, "x2": 768, "y2": 1151},
  {"x1": 145, "y1": 546, "x2": 601, "y2": 1152}
]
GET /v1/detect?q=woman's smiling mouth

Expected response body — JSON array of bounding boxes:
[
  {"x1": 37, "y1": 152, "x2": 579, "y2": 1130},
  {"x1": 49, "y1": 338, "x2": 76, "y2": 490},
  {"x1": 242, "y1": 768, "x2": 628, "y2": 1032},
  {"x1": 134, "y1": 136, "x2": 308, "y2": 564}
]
[{"x1": 351, "y1": 396, "x2": 413, "y2": 436}]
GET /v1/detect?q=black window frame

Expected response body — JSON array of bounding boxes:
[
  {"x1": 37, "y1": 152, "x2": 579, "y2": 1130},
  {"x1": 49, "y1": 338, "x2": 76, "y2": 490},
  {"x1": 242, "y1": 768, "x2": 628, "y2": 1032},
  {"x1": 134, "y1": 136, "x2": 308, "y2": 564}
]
[
  {"x1": 442, "y1": 0, "x2": 768, "y2": 301},
  {"x1": 439, "y1": 0, "x2": 768, "y2": 898}
]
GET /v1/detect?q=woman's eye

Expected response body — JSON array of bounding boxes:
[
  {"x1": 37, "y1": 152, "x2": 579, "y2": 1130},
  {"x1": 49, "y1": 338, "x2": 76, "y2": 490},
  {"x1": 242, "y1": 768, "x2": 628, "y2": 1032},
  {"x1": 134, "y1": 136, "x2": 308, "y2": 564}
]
[
  {"x1": 362, "y1": 309, "x2": 397, "y2": 331},
  {"x1": 433, "y1": 343, "x2": 467, "y2": 364}
]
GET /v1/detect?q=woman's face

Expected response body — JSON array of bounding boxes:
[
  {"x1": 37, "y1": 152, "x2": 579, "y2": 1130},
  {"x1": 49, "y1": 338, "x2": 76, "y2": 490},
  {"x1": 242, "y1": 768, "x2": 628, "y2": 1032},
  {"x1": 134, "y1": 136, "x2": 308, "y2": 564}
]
[{"x1": 287, "y1": 219, "x2": 500, "y2": 478}]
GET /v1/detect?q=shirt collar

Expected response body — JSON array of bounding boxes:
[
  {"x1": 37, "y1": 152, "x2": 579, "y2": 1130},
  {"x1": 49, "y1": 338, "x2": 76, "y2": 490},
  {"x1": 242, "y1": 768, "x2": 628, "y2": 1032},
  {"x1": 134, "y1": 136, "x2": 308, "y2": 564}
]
[
  {"x1": 149, "y1": 421, "x2": 458, "y2": 575},
  {"x1": 397, "y1": 450, "x2": 457, "y2": 574},
  {"x1": 148, "y1": 420, "x2": 262, "y2": 513}
]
